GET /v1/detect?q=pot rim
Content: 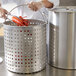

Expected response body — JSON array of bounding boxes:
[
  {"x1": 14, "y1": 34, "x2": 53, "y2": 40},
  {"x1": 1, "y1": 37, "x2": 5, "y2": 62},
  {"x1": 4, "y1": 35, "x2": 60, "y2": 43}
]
[{"x1": 48, "y1": 6, "x2": 76, "y2": 12}]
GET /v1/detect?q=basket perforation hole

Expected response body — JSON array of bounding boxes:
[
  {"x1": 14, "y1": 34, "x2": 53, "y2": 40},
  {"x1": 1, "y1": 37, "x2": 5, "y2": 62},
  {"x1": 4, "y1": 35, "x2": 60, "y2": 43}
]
[
  {"x1": 18, "y1": 62, "x2": 20, "y2": 64},
  {"x1": 15, "y1": 65, "x2": 17, "y2": 67},
  {"x1": 28, "y1": 66, "x2": 30, "y2": 67},
  {"x1": 21, "y1": 52, "x2": 22, "y2": 54},
  {"x1": 27, "y1": 30, "x2": 29, "y2": 32},
  {"x1": 25, "y1": 66, "x2": 27, "y2": 67},
  {"x1": 31, "y1": 58, "x2": 33, "y2": 60},
  {"x1": 30, "y1": 34, "x2": 32, "y2": 36},
  {"x1": 18, "y1": 66, "x2": 20, "y2": 67},
  {"x1": 28, "y1": 38, "x2": 30, "y2": 39},
  {"x1": 15, "y1": 55, "x2": 17, "y2": 57},
  {"x1": 11, "y1": 37, "x2": 13, "y2": 39},
  {"x1": 28, "y1": 62, "x2": 30, "y2": 64},
  {"x1": 25, "y1": 38, "x2": 26, "y2": 39},
  {"x1": 24, "y1": 30, "x2": 26, "y2": 32},
  {"x1": 15, "y1": 59, "x2": 17, "y2": 60},
  {"x1": 25, "y1": 56, "x2": 27, "y2": 57},
  {"x1": 21, "y1": 59, "x2": 23, "y2": 61},
  {"x1": 33, "y1": 22, "x2": 34, "y2": 24},
  {"x1": 28, "y1": 59, "x2": 30, "y2": 60},
  {"x1": 15, "y1": 37, "x2": 16, "y2": 39},
  {"x1": 25, "y1": 62, "x2": 27, "y2": 64},
  {"x1": 14, "y1": 34, "x2": 16, "y2": 35},
  {"x1": 20, "y1": 34, "x2": 22, "y2": 36},
  {"x1": 21, "y1": 62, "x2": 23, "y2": 64},
  {"x1": 30, "y1": 38, "x2": 32, "y2": 40},
  {"x1": 20, "y1": 30, "x2": 22, "y2": 32},
  {"x1": 31, "y1": 62, "x2": 33, "y2": 64},
  {"x1": 31, "y1": 55, "x2": 33, "y2": 57},
  {"x1": 25, "y1": 59, "x2": 27, "y2": 61},
  {"x1": 35, "y1": 61, "x2": 36, "y2": 63}
]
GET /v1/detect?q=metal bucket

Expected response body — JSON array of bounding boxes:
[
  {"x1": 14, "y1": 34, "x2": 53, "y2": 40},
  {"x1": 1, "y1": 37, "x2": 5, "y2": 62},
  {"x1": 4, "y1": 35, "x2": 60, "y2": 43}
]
[
  {"x1": 48, "y1": 7, "x2": 76, "y2": 69},
  {"x1": 4, "y1": 19, "x2": 46, "y2": 73}
]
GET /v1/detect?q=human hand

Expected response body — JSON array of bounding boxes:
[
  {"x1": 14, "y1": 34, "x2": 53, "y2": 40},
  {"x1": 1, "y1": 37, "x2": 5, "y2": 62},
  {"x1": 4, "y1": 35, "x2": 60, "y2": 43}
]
[
  {"x1": 28, "y1": 1, "x2": 53, "y2": 11},
  {"x1": 0, "y1": 7, "x2": 8, "y2": 19},
  {"x1": 28, "y1": 1, "x2": 43, "y2": 11}
]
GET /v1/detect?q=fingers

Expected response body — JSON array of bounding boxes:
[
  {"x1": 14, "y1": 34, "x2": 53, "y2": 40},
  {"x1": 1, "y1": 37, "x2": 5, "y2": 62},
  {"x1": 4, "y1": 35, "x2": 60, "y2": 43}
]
[
  {"x1": 28, "y1": 2, "x2": 39, "y2": 11},
  {"x1": 0, "y1": 8, "x2": 8, "y2": 19}
]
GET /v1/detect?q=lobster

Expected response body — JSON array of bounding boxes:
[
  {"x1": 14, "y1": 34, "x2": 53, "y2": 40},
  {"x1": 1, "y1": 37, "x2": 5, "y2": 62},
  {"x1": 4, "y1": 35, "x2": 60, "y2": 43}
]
[{"x1": 12, "y1": 16, "x2": 29, "y2": 26}]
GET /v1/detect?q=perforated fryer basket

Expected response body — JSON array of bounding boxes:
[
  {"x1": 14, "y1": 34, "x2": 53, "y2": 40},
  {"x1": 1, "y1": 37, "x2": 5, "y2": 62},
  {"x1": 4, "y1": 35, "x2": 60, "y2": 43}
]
[{"x1": 3, "y1": 19, "x2": 46, "y2": 73}]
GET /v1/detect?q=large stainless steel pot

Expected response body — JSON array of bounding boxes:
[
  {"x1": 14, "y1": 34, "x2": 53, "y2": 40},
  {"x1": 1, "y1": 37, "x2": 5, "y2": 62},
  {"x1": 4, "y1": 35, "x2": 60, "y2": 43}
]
[{"x1": 48, "y1": 7, "x2": 76, "y2": 69}]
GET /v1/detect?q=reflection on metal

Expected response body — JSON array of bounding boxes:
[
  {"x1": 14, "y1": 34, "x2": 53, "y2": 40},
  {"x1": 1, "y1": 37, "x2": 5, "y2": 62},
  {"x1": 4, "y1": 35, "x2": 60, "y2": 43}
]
[
  {"x1": 3, "y1": 20, "x2": 46, "y2": 73},
  {"x1": 0, "y1": 31, "x2": 76, "y2": 76},
  {"x1": 48, "y1": 7, "x2": 76, "y2": 69},
  {"x1": 0, "y1": 57, "x2": 3, "y2": 63},
  {"x1": 0, "y1": 59, "x2": 76, "y2": 76}
]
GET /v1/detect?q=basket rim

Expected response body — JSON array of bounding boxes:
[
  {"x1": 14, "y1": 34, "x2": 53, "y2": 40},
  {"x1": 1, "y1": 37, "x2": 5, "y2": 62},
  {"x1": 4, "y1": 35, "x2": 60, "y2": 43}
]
[{"x1": 3, "y1": 19, "x2": 46, "y2": 27}]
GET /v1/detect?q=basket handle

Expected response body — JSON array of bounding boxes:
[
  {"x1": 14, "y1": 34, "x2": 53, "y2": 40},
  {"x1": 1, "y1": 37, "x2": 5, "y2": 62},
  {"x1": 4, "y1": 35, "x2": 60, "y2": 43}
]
[
  {"x1": 7, "y1": 3, "x2": 47, "y2": 22},
  {"x1": 0, "y1": 3, "x2": 47, "y2": 28},
  {"x1": 9, "y1": 3, "x2": 28, "y2": 13}
]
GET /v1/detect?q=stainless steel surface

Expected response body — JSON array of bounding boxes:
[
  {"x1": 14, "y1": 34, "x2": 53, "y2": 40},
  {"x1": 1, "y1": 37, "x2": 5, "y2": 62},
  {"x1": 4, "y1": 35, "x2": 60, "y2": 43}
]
[
  {"x1": 48, "y1": 7, "x2": 76, "y2": 69},
  {"x1": 1, "y1": 34, "x2": 76, "y2": 76},
  {"x1": 1, "y1": 56, "x2": 76, "y2": 76},
  {"x1": 0, "y1": 57, "x2": 3, "y2": 63},
  {"x1": 3, "y1": 20, "x2": 46, "y2": 73},
  {"x1": 0, "y1": 36, "x2": 4, "y2": 55}
]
